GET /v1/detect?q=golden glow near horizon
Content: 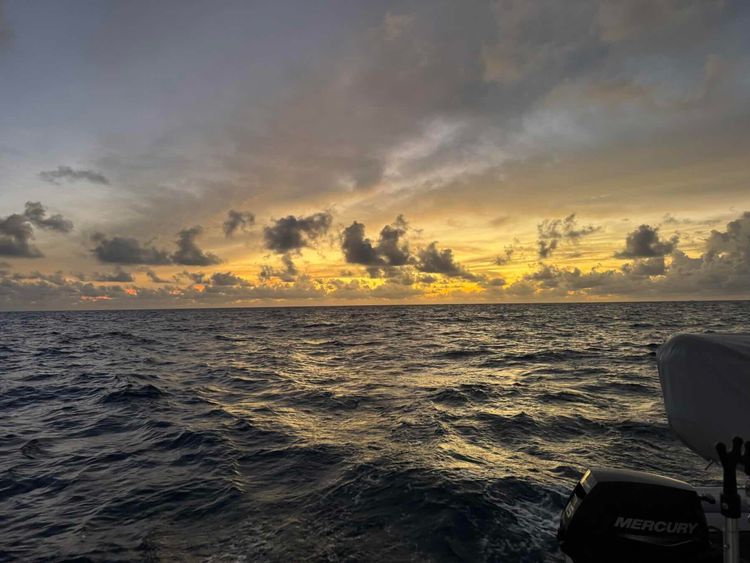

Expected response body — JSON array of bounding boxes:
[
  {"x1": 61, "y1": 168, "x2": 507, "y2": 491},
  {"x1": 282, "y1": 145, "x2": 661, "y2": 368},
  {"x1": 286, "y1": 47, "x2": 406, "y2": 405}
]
[{"x1": 1, "y1": 2, "x2": 750, "y2": 309}]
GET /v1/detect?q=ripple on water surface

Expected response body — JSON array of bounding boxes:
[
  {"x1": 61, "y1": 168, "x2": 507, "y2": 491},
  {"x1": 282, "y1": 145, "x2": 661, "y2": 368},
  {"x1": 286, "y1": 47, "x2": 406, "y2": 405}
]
[{"x1": 1, "y1": 302, "x2": 747, "y2": 561}]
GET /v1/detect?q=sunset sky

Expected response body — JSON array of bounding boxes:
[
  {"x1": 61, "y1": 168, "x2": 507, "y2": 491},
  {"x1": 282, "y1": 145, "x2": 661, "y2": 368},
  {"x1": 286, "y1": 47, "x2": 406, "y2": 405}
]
[{"x1": 1, "y1": 0, "x2": 750, "y2": 309}]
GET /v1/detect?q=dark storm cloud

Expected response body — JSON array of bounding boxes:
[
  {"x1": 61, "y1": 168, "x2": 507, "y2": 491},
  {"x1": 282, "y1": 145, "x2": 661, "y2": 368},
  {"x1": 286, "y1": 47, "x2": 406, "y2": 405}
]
[
  {"x1": 39, "y1": 165, "x2": 110, "y2": 186},
  {"x1": 0, "y1": 202, "x2": 73, "y2": 258},
  {"x1": 223, "y1": 209, "x2": 255, "y2": 237},
  {"x1": 91, "y1": 233, "x2": 172, "y2": 265},
  {"x1": 263, "y1": 212, "x2": 332, "y2": 254},
  {"x1": 91, "y1": 267, "x2": 135, "y2": 283},
  {"x1": 537, "y1": 214, "x2": 599, "y2": 259},
  {"x1": 615, "y1": 224, "x2": 677, "y2": 258},
  {"x1": 172, "y1": 226, "x2": 221, "y2": 266},
  {"x1": 416, "y1": 242, "x2": 476, "y2": 280}
]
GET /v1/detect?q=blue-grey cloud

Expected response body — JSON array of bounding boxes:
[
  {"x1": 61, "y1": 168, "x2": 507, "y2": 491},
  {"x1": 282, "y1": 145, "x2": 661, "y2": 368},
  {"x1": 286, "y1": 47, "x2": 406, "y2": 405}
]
[{"x1": 39, "y1": 165, "x2": 110, "y2": 186}]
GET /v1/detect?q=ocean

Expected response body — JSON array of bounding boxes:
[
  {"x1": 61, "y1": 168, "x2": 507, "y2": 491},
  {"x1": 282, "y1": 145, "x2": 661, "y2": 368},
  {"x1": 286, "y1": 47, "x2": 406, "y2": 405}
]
[{"x1": 1, "y1": 301, "x2": 748, "y2": 562}]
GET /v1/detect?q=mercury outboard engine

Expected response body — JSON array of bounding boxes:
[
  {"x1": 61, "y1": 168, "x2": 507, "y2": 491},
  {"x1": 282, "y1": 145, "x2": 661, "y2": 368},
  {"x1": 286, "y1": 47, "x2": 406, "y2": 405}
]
[
  {"x1": 558, "y1": 467, "x2": 713, "y2": 563},
  {"x1": 559, "y1": 334, "x2": 750, "y2": 563}
]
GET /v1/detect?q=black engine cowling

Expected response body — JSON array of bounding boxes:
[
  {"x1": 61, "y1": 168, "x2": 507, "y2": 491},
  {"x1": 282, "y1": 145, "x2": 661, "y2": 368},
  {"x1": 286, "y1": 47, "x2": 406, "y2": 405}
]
[{"x1": 558, "y1": 468, "x2": 713, "y2": 563}]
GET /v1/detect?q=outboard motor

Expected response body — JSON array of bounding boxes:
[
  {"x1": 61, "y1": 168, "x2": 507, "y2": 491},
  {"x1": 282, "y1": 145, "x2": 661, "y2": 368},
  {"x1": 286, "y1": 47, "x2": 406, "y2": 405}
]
[
  {"x1": 558, "y1": 467, "x2": 713, "y2": 563},
  {"x1": 559, "y1": 334, "x2": 750, "y2": 563}
]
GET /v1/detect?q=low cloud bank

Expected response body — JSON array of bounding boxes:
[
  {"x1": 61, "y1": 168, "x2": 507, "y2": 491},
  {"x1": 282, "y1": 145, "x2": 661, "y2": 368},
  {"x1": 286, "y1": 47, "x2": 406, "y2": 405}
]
[{"x1": 2, "y1": 211, "x2": 750, "y2": 309}]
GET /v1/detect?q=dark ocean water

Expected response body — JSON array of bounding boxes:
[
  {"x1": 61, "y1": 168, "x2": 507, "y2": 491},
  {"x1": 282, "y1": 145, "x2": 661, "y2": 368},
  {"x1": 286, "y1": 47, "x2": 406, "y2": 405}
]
[{"x1": 1, "y1": 302, "x2": 749, "y2": 562}]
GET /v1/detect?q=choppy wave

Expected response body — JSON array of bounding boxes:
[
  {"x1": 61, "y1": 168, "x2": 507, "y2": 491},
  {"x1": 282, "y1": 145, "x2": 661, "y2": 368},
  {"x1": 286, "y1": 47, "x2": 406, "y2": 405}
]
[{"x1": 1, "y1": 301, "x2": 748, "y2": 561}]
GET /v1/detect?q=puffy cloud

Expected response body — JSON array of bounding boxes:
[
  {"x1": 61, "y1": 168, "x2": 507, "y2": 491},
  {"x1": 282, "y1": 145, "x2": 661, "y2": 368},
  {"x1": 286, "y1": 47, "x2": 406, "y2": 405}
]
[
  {"x1": 341, "y1": 221, "x2": 379, "y2": 266},
  {"x1": 39, "y1": 165, "x2": 110, "y2": 186},
  {"x1": 223, "y1": 209, "x2": 255, "y2": 237},
  {"x1": 615, "y1": 224, "x2": 677, "y2": 258},
  {"x1": 340, "y1": 216, "x2": 411, "y2": 274},
  {"x1": 210, "y1": 271, "x2": 249, "y2": 286},
  {"x1": 92, "y1": 226, "x2": 220, "y2": 266},
  {"x1": 621, "y1": 256, "x2": 666, "y2": 277},
  {"x1": 507, "y1": 264, "x2": 619, "y2": 295},
  {"x1": 172, "y1": 226, "x2": 221, "y2": 266},
  {"x1": 91, "y1": 233, "x2": 172, "y2": 265},
  {"x1": 375, "y1": 215, "x2": 410, "y2": 266},
  {"x1": 537, "y1": 214, "x2": 599, "y2": 258},
  {"x1": 706, "y1": 212, "x2": 750, "y2": 262},
  {"x1": 340, "y1": 217, "x2": 481, "y2": 282},
  {"x1": 263, "y1": 212, "x2": 332, "y2": 253},
  {"x1": 23, "y1": 202, "x2": 74, "y2": 233},
  {"x1": 416, "y1": 242, "x2": 476, "y2": 280},
  {"x1": 0, "y1": 214, "x2": 40, "y2": 258},
  {"x1": 0, "y1": 202, "x2": 73, "y2": 258}
]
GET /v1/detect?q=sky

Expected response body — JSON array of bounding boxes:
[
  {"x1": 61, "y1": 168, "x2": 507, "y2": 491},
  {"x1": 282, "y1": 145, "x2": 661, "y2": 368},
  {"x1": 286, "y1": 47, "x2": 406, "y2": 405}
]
[{"x1": 1, "y1": 0, "x2": 750, "y2": 310}]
